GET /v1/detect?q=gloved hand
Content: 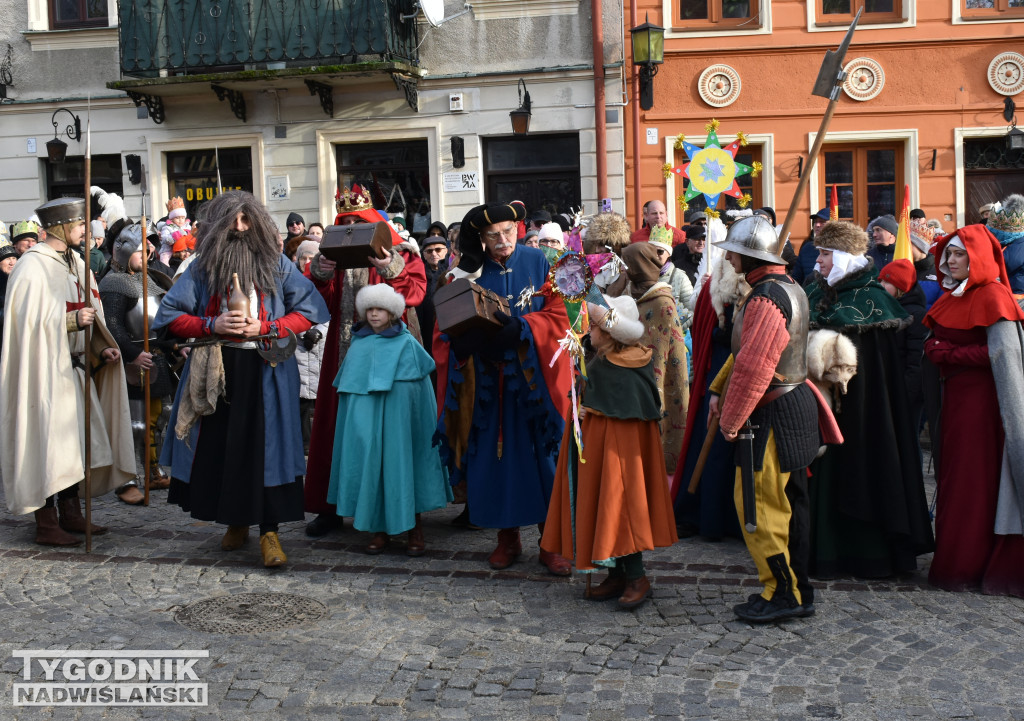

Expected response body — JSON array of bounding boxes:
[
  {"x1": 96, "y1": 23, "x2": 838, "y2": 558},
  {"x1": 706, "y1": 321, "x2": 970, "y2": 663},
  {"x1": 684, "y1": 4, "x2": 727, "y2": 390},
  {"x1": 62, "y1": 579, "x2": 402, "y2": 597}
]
[
  {"x1": 301, "y1": 328, "x2": 323, "y2": 351},
  {"x1": 449, "y1": 332, "x2": 480, "y2": 360},
  {"x1": 489, "y1": 311, "x2": 523, "y2": 353}
]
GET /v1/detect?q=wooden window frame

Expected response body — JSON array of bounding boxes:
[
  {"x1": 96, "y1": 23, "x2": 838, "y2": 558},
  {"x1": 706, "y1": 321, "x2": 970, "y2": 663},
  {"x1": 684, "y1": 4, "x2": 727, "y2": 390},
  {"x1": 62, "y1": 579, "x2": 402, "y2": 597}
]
[
  {"x1": 48, "y1": 0, "x2": 107, "y2": 30},
  {"x1": 673, "y1": 0, "x2": 762, "y2": 30},
  {"x1": 815, "y1": 0, "x2": 903, "y2": 27},
  {"x1": 819, "y1": 142, "x2": 904, "y2": 229},
  {"x1": 961, "y1": 0, "x2": 1024, "y2": 19}
]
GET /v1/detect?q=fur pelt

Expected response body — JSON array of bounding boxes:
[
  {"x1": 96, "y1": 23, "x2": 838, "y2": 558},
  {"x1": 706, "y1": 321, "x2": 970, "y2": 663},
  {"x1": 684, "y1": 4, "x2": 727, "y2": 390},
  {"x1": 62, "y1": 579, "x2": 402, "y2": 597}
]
[
  {"x1": 709, "y1": 254, "x2": 751, "y2": 328},
  {"x1": 806, "y1": 328, "x2": 858, "y2": 411},
  {"x1": 814, "y1": 220, "x2": 869, "y2": 256},
  {"x1": 356, "y1": 283, "x2": 406, "y2": 321},
  {"x1": 583, "y1": 212, "x2": 631, "y2": 254}
]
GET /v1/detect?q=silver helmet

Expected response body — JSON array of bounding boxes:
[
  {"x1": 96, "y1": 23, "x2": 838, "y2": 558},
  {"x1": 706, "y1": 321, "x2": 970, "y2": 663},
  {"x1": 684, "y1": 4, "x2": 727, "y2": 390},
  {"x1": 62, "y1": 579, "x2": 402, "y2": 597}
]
[
  {"x1": 113, "y1": 223, "x2": 145, "y2": 270},
  {"x1": 712, "y1": 214, "x2": 786, "y2": 265}
]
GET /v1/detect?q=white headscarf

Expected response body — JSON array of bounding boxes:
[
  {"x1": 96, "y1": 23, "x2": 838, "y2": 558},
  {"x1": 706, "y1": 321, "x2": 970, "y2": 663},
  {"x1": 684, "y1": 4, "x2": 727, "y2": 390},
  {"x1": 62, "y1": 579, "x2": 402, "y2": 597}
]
[
  {"x1": 815, "y1": 247, "x2": 871, "y2": 287},
  {"x1": 938, "y1": 236, "x2": 969, "y2": 297}
]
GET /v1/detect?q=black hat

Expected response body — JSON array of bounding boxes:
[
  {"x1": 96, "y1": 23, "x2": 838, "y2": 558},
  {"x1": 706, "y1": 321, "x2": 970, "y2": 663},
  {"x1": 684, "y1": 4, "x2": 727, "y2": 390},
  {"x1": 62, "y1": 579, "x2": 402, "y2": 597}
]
[
  {"x1": 457, "y1": 201, "x2": 527, "y2": 274},
  {"x1": 685, "y1": 224, "x2": 706, "y2": 241},
  {"x1": 424, "y1": 220, "x2": 448, "y2": 240},
  {"x1": 529, "y1": 209, "x2": 552, "y2": 225},
  {"x1": 0, "y1": 241, "x2": 17, "y2": 263},
  {"x1": 286, "y1": 212, "x2": 305, "y2": 227},
  {"x1": 754, "y1": 206, "x2": 777, "y2": 227},
  {"x1": 909, "y1": 208, "x2": 926, "y2": 220},
  {"x1": 553, "y1": 214, "x2": 571, "y2": 232},
  {"x1": 35, "y1": 198, "x2": 87, "y2": 229}
]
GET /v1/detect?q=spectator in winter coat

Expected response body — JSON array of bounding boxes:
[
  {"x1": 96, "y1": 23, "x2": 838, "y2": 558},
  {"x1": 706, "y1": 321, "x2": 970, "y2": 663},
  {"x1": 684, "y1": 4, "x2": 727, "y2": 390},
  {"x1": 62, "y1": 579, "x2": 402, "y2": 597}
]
[
  {"x1": 417, "y1": 224, "x2": 449, "y2": 356},
  {"x1": 867, "y1": 215, "x2": 899, "y2": 270},
  {"x1": 792, "y1": 208, "x2": 829, "y2": 286}
]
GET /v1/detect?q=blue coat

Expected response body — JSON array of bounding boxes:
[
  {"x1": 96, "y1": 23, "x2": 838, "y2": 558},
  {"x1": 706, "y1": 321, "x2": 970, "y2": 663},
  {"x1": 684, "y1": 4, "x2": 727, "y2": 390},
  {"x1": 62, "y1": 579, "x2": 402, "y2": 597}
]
[{"x1": 154, "y1": 256, "x2": 330, "y2": 487}]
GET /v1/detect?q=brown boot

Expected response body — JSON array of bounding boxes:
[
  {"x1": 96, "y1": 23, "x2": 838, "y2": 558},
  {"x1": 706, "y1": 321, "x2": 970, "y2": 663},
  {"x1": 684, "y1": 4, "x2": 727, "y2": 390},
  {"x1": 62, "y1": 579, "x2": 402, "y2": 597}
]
[
  {"x1": 34, "y1": 507, "x2": 82, "y2": 547},
  {"x1": 221, "y1": 525, "x2": 250, "y2": 551},
  {"x1": 57, "y1": 496, "x2": 107, "y2": 535},
  {"x1": 365, "y1": 532, "x2": 390, "y2": 555},
  {"x1": 406, "y1": 515, "x2": 425, "y2": 557},
  {"x1": 260, "y1": 532, "x2": 287, "y2": 567},
  {"x1": 148, "y1": 466, "x2": 171, "y2": 490},
  {"x1": 618, "y1": 576, "x2": 651, "y2": 609},
  {"x1": 587, "y1": 573, "x2": 627, "y2": 601},
  {"x1": 488, "y1": 527, "x2": 522, "y2": 570}
]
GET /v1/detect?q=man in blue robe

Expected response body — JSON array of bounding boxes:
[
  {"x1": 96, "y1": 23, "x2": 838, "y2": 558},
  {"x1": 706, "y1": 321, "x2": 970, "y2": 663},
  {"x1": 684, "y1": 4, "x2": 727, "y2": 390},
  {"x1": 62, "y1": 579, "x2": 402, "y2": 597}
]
[{"x1": 435, "y1": 201, "x2": 573, "y2": 574}]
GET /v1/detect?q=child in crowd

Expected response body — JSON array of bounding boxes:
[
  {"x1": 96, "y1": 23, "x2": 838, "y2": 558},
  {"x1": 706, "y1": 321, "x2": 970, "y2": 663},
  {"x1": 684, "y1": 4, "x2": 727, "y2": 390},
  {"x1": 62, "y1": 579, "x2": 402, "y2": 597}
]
[
  {"x1": 159, "y1": 197, "x2": 191, "y2": 265},
  {"x1": 327, "y1": 285, "x2": 452, "y2": 556},
  {"x1": 542, "y1": 295, "x2": 678, "y2": 609}
]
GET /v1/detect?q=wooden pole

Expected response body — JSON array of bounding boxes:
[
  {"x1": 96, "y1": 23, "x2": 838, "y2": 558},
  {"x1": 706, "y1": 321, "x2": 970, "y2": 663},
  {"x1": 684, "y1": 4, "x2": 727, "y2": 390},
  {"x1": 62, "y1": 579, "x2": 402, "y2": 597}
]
[
  {"x1": 140, "y1": 209, "x2": 151, "y2": 507},
  {"x1": 82, "y1": 105, "x2": 93, "y2": 553},
  {"x1": 687, "y1": 374, "x2": 731, "y2": 495}
]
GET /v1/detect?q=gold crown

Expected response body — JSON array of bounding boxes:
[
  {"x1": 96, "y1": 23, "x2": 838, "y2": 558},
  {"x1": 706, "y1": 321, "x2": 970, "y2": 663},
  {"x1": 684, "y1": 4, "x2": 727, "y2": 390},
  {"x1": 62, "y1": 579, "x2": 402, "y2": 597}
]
[
  {"x1": 335, "y1": 186, "x2": 373, "y2": 214},
  {"x1": 166, "y1": 196, "x2": 185, "y2": 212}
]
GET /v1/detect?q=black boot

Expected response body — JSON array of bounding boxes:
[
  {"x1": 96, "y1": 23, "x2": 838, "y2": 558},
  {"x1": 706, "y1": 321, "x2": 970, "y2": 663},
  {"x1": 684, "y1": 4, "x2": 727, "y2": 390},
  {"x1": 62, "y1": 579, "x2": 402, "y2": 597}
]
[{"x1": 305, "y1": 513, "x2": 343, "y2": 538}]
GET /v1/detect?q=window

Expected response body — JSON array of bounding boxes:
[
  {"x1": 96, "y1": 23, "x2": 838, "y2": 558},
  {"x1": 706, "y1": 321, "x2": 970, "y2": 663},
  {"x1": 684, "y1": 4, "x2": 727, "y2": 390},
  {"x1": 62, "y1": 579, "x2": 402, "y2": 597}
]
[
  {"x1": 336, "y1": 140, "x2": 431, "y2": 232},
  {"x1": 816, "y1": 0, "x2": 902, "y2": 25},
  {"x1": 820, "y1": 143, "x2": 904, "y2": 227},
  {"x1": 49, "y1": 0, "x2": 107, "y2": 29},
  {"x1": 673, "y1": 146, "x2": 764, "y2": 216},
  {"x1": 166, "y1": 148, "x2": 254, "y2": 220},
  {"x1": 962, "y1": 0, "x2": 1024, "y2": 19},
  {"x1": 483, "y1": 134, "x2": 581, "y2": 218},
  {"x1": 675, "y1": 0, "x2": 760, "y2": 28},
  {"x1": 46, "y1": 154, "x2": 123, "y2": 201}
]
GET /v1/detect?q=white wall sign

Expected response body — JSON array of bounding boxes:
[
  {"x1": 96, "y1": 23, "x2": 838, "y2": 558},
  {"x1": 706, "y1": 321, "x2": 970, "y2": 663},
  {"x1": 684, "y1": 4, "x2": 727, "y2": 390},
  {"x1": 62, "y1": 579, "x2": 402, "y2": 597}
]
[
  {"x1": 443, "y1": 171, "x2": 479, "y2": 192},
  {"x1": 646, "y1": 128, "x2": 659, "y2": 145},
  {"x1": 268, "y1": 175, "x2": 290, "y2": 201},
  {"x1": 27, "y1": 139, "x2": 36, "y2": 154}
]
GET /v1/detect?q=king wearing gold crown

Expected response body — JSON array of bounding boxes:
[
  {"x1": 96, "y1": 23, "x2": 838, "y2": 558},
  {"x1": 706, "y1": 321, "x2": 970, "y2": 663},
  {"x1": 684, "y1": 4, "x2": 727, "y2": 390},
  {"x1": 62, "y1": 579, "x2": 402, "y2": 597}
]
[{"x1": 302, "y1": 184, "x2": 428, "y2": 538}]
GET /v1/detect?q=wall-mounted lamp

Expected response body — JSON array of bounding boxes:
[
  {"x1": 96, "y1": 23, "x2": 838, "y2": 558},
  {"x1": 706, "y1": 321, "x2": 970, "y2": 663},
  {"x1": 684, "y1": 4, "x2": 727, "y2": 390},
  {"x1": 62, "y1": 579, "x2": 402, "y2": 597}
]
[
  {"x1": 509, "y1": 79, "x2": 531, "y2": 134},
  {"x1": 630, "y1": 14, "x2": 664, "y2": 111},
  {"x1": 45, "y1": 107, "x2": 82, "y2": 163},
  {"x1": 1006, "y1": 97, "x2": 1024, "y2": 152}
]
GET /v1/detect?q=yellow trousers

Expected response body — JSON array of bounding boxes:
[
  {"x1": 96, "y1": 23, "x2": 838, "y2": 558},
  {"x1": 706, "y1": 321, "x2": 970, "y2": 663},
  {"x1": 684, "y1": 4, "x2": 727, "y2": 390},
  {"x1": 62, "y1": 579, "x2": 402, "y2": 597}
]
[{"x1": 734, "y1": 430, "x2": 801, "y2": 606}]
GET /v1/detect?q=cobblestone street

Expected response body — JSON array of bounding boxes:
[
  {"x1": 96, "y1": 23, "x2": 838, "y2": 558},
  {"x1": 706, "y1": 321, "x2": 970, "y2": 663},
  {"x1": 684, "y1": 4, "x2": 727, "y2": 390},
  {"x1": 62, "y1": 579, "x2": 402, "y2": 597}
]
[{"x1": 2, "y1": 476, "x2": 1024, "y2": 721}]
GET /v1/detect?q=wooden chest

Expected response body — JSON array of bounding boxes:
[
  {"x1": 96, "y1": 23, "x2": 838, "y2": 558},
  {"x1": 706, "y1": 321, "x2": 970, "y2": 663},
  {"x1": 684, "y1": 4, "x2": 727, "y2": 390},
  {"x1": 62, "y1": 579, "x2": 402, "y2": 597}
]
[
  {"x1": 433, "y1": 278, "x2": 511, "y2": 336},
  {"x1": 319, "y1": 222, "x2": 391, "y2": 268}
]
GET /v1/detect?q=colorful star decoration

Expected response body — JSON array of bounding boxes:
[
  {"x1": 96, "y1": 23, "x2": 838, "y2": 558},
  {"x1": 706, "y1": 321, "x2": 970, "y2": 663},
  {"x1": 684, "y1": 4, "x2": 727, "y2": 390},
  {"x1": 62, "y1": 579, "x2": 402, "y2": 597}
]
[{"x1": 665, "y1": 120, "x2": 758, "y2": 211}]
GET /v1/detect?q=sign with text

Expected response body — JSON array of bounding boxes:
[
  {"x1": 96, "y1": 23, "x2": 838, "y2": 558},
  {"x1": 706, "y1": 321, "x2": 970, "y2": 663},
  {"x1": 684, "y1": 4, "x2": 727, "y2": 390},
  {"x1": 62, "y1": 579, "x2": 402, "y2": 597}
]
[{"x1": 443, "y1": 172, "x2": 479, "y2": 192}]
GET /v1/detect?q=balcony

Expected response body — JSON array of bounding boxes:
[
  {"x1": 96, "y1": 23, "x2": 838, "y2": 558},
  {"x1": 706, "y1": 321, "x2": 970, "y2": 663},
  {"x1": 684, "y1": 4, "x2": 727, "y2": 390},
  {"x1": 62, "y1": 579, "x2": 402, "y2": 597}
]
[{"x1": 107, "y1": 0, "x2": 423, "y2": 123}]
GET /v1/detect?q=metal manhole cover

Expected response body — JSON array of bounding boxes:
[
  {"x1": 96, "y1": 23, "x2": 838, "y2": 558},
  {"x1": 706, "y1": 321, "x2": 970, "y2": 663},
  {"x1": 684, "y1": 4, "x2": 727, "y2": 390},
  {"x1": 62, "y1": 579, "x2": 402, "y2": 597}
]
[{"x1": 175, "y1": 593, "x2": 327, "y2": 634}]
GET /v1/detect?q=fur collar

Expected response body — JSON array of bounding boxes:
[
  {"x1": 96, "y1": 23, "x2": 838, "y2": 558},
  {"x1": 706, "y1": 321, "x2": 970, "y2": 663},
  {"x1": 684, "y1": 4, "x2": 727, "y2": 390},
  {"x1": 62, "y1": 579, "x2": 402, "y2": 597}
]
[{"x1": 709, "y1": 255, "x2": 750, "y2": 328}]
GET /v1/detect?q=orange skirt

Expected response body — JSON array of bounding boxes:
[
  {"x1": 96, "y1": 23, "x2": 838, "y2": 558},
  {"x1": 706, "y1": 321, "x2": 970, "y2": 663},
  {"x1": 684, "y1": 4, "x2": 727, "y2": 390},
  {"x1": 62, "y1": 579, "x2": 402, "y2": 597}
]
[{"x1": 541, "y1": 413, "x2": 678, "y2": 571}]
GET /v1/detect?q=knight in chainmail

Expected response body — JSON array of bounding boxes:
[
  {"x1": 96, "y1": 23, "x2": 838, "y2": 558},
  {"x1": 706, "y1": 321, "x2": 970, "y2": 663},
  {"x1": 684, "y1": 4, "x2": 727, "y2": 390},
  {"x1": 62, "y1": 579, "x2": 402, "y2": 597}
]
[{"x1": 98, "y1": 223, "x2": 177, "y2": 505}]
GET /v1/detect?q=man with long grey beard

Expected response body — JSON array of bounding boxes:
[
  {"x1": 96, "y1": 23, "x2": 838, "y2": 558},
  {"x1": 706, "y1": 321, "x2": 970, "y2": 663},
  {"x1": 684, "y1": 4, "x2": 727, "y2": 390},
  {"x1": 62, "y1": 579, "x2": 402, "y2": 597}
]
[{"x1": 154, "y1": 191, "x2": 329, "y2": 569}]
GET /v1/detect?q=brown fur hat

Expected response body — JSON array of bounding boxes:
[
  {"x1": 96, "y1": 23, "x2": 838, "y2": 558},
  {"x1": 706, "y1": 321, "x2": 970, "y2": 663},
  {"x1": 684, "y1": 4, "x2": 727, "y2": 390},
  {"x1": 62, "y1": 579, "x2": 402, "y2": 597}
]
[
  {"x1": 814, "y1": 220, "x2": 869, "y2": 256},
  {"x1": 583, "y1": 212, "x2": 631, "y2": 254}
]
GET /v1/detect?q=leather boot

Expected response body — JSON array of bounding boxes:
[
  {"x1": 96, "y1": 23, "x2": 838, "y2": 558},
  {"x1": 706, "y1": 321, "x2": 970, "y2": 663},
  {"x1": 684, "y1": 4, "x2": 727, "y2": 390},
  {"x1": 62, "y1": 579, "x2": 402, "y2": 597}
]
[
  {"x1": 588, "y1": 573, "x2": 627, "y2": 601},
  {"x1": 221, "y1": 525, "x2": 250, "y2": 551},
  {"x1": 57, "y1": 496, "x2": 107, "y2": 535},
  {"x1": 260, "y1": 532, "x2": 287, "y2": 567},
  {"x1": 305, "y1": 512, "x2": 343, "y2": 538},
  {"x1": 365, "y1": 532, "x2": 390, "y2": 555},
  {"x1": 148, "y1": 466, "x2": 171, "y2": 490},
  {"x1": 618, "y1": 576, "x2": 652, "y2": 609},
  {"x1": 34, "y1": 507, "x2": 82, "y2": 547},
  {"x1": 488, "y1": 527, "x2": 522, "y2": 570},
  {"x1": 406, "y1": 515, "x2": 425, "y2": 557},
  {"x1": 536, "y1": 522, "x2": 571, "y2": 576}
]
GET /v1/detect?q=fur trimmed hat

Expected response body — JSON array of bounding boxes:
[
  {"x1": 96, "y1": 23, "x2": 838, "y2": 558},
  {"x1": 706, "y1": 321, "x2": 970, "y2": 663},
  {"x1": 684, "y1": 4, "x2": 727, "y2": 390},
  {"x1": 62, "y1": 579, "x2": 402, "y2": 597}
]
[
  {"x1": 814, "y1": 220, "x2": 869, "y2": 256},
  {"x1": 587, "y1": 294, "x2": 645, "y2": 345},
  {"x1": 355, "y1": 284, "x2": 406, "y2": 321},
  {"x1": 582, "y1": 211, "x2": 630, "y2": 254}
]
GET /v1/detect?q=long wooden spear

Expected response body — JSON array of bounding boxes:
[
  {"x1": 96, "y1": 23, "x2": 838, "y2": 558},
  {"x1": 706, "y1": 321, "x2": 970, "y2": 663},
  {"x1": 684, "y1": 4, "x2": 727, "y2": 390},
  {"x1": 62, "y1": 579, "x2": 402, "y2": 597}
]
[
  {"x1": 83, "y1": 99, "x2": 93, "y2": 552},
  {"x1": 140, "y1": 169, "x2": 151, "y2": 506}
]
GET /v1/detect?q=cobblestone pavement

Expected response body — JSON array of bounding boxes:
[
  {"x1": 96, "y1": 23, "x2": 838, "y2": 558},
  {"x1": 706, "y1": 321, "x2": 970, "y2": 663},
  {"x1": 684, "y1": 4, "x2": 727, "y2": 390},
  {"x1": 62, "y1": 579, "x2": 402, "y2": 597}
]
[{"x1": 2, "y1": 467, "x2": 1024, "y2": 721}]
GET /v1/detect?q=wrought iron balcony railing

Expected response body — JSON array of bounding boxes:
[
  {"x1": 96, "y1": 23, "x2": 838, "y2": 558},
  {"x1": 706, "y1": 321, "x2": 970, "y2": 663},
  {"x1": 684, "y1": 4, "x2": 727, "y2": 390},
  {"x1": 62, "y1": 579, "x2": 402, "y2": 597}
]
[{"x1": 118, "y1": 0, "x2": 419, "y2": 77}]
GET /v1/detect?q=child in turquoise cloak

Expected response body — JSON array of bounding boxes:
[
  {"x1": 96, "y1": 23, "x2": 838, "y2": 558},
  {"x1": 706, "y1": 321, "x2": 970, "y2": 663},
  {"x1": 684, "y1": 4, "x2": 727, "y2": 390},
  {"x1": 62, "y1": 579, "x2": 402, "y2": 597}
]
[{"x1": 327, "y1": 284, "x2": 452, "y2": 556}]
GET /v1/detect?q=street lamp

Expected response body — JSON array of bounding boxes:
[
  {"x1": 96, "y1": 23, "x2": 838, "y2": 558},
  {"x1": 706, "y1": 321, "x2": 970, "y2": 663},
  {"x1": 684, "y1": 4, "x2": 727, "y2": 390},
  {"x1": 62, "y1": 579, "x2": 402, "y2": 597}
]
[
  {"x1": 1006, "y1": 98, "x2": 1024, "y2": 151},
  {"x1": 510, "y1": 79, "x2": 532, "y2": 135},
  {"x1": 630, "y1": 14, "x2": 664, "y2": 111},
  {"x1": 46, "y1": 107, "x2": 82, "y2": 163}
]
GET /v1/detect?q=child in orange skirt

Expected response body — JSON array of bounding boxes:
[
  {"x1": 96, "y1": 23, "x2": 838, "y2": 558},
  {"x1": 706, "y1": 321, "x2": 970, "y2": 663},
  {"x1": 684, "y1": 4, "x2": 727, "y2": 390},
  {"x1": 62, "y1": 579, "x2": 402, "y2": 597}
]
[{"x1": 541, "y1": 295, "x2": 678, "y2": 609}]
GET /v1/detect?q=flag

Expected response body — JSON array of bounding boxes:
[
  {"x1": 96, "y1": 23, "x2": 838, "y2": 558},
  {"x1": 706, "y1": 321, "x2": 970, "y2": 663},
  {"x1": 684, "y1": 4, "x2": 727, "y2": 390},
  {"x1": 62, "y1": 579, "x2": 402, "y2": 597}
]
[
  {"x1": 894, "y1": 184, "x2": 912, "y2": 262},
  {"x1": 829, "y1": 185, "x2": 839, "y2": 221}
]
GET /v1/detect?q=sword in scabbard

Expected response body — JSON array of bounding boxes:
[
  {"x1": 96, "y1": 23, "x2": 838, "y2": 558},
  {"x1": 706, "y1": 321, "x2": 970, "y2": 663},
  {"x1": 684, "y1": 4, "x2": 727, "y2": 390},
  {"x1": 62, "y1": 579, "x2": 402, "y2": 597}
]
[{"x1": 737, "y1": 420, "x2": 759, "y2": 534}]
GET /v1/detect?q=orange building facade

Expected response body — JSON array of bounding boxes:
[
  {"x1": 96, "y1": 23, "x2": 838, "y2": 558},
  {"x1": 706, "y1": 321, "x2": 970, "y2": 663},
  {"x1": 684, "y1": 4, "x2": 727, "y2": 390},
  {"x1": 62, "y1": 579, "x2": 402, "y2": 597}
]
[{"x1": 624, "y1": 0, "x2": 1024, "y2": 248}]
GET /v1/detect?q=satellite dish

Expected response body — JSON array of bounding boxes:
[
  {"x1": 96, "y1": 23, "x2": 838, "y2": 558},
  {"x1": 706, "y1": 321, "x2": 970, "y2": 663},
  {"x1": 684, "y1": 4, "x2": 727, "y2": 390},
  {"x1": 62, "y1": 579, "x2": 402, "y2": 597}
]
[{"x1": 419, "y1": 0, "x2": 445, "y2": 27}]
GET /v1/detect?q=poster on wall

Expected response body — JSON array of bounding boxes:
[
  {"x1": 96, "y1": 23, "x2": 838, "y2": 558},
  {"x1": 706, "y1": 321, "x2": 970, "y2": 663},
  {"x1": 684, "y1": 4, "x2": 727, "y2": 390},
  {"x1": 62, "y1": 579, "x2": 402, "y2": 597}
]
[{"x1": 268, "y1": 175, "x2": 290, "y2": 201}]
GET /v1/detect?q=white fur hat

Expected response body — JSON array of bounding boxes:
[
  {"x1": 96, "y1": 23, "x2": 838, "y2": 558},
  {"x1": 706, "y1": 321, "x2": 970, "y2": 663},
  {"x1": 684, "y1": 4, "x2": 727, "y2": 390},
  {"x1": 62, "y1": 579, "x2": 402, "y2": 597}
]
[
  {"x1": 356, "y1": 284, "x2": 406, "y2": 321},
  {"x1": 587, "y1": 294, "x2": 645, "y2": 345},
  {"x1": 538, "y1": 222, "x2": 564, "y2": 244}
]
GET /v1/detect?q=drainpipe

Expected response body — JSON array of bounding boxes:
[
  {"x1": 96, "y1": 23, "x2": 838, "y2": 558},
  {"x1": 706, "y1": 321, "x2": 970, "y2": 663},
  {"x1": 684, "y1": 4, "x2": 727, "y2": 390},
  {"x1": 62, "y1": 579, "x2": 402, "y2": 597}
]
[
  {"x1": 592, "y1": 0, "x2": 607, "y2": 203},
  {"x1": 629, "y1": 0, "x2": 641, "y2": 225}
]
